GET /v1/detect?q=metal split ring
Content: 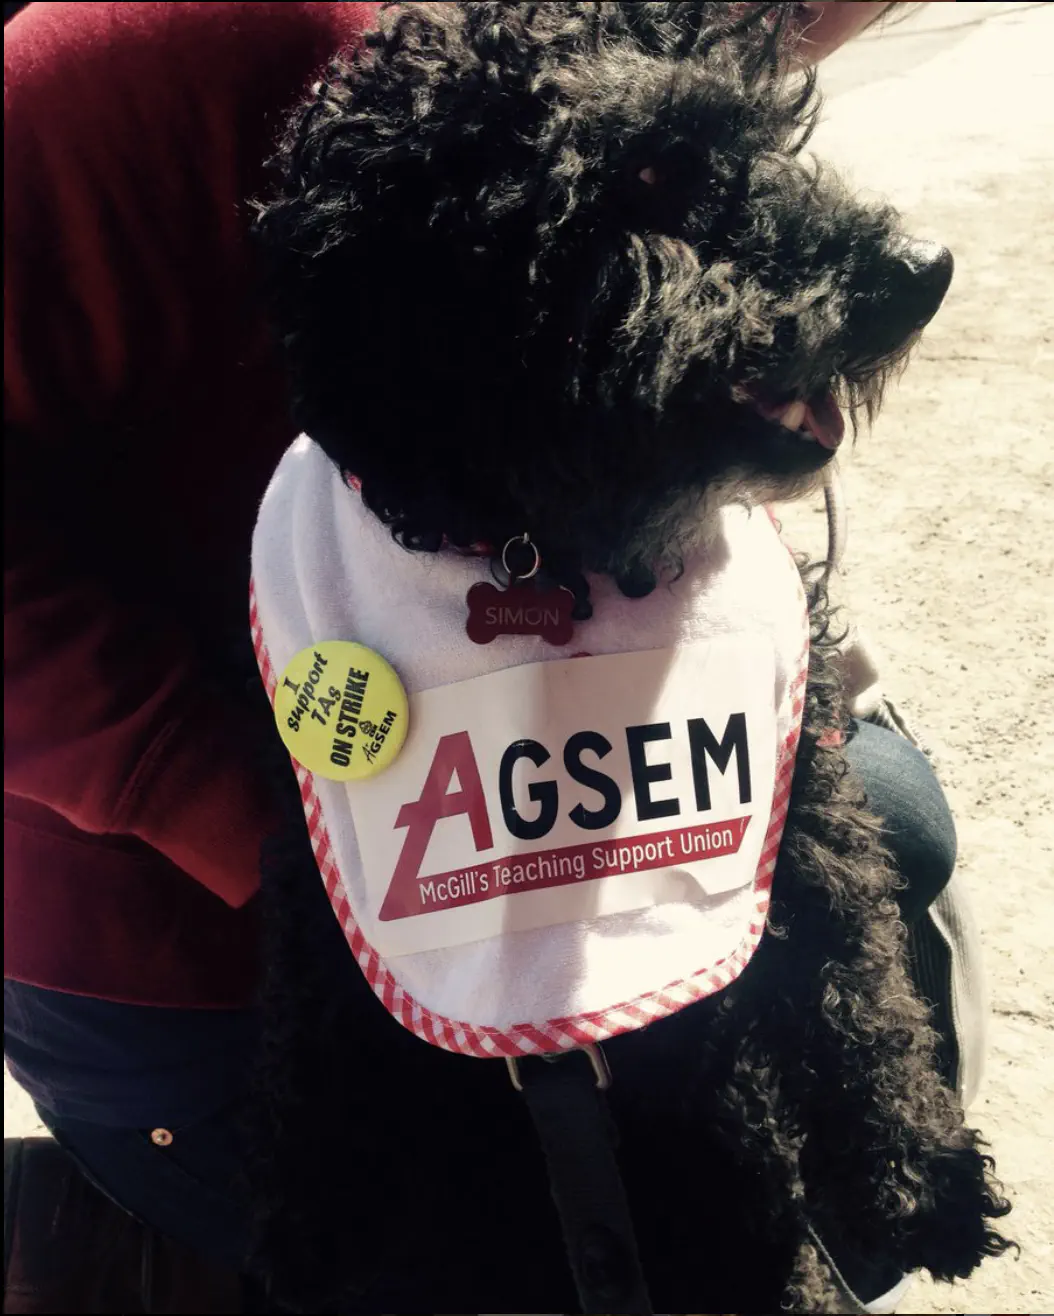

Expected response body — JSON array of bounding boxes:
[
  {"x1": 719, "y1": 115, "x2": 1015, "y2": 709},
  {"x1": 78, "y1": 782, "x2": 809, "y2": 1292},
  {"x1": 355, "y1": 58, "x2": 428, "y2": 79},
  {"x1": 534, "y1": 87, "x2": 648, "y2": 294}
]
[{"x1": 501, "y1": 533, "x2": 541, "y2": 583}]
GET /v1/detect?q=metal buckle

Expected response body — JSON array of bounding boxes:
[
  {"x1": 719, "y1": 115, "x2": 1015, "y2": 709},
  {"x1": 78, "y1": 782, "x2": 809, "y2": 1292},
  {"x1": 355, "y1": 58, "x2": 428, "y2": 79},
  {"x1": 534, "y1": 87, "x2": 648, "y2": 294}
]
[{"x1": 506, "y1": 1042, "x2": 611, "y2": 1093}]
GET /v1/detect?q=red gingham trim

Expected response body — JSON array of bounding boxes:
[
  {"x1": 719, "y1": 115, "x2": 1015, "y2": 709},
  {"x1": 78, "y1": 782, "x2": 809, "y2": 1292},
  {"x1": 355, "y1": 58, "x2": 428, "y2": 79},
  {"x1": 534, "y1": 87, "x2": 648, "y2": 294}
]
[{"x1": 249, "y1": 567, "x2": 808, "y2": 1058}]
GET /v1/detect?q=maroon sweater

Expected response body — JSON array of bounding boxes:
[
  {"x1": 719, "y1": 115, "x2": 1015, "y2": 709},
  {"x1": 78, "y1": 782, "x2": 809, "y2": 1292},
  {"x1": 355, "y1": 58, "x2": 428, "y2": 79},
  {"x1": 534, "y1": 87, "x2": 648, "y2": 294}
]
[{"x1": 4, "y1": 1, "x2": 378, "y2": 1008}]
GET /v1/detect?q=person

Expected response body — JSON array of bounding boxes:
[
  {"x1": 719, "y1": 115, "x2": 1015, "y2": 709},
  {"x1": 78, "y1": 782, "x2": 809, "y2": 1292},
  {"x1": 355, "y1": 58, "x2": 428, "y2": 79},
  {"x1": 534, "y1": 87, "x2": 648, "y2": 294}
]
[
  {"x1": 4, "y1": 0, "x2": 966, "y2": 1301},
  {"x1": 4, "y1": 2, "x2": 381, "y2": 1287},
  {"x1": 789, "y1": 0, "x2": 912, "y2": 62}
]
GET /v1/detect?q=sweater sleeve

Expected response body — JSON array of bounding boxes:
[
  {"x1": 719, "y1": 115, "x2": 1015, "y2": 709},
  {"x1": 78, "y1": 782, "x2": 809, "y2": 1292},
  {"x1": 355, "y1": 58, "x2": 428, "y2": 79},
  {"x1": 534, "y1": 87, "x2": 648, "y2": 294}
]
[
  {"x1": 4, "y1": 464, "x2": 273, "y2": 908},
  {"x1": 3, "y1": 2, "x2": 374, "y2": 906}
]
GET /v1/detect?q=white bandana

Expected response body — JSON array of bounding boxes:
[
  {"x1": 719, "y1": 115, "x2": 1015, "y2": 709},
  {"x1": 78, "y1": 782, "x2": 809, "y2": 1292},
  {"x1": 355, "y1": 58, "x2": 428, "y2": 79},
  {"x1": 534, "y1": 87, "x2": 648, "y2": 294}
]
[{"x1": 250, "y1": 436, "x2": 808, "y2": 1058}]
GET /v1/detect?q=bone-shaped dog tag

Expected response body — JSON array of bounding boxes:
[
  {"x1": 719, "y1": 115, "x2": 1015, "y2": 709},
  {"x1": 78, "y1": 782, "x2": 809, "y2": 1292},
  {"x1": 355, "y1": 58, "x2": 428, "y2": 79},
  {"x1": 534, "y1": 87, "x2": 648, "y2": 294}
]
[{"x1": 465, "y1": 581, "x2": 575, "y2": 646}]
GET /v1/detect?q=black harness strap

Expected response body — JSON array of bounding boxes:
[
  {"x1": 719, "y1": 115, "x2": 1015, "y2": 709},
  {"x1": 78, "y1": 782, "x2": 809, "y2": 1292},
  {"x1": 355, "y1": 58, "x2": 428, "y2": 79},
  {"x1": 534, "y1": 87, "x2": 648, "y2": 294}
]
[{"x1": 508, "y1": 1045, "x2": 654, "y2": 1316}]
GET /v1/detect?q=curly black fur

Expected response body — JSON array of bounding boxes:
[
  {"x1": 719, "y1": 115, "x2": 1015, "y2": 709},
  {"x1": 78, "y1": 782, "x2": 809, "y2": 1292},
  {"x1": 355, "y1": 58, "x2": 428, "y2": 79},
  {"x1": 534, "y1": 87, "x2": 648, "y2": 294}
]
[
  {"x1": 253, "y1": 1, "x2": 938, "y2": 597},
  {"x1": 244, "y1": 4, "x2": 1011, "y2": 1310}
]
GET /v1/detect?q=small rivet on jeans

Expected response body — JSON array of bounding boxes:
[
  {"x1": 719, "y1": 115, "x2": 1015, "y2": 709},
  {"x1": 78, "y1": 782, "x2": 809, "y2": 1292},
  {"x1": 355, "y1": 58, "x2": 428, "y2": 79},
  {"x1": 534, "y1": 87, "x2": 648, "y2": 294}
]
[{"x1": 150, "y1": 1128, "x2": 174, "y2": 1147}]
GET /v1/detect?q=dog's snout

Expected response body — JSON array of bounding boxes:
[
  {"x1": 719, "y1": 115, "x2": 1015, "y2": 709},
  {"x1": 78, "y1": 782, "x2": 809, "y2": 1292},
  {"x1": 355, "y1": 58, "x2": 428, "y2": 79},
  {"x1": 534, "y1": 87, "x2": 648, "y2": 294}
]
[
  {"x1": 892, "y1": 238, "x2": 954, "y2": 324},
  {"x1": 897, "y1": 238, "x2": 954, "y2": 293},
  {"x1": 844, "y1": 238, "x2": 954, "y2": 365},
  {"x1": 855, "y1": 238, "x2": 954, "y2": 359}
]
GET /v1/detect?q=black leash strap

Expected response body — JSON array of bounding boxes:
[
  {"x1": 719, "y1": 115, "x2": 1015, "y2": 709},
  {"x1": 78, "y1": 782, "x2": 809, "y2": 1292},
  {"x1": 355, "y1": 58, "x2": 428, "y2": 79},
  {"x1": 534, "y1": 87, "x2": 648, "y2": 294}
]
[{"x1": 507, "y1": 1045, "x2": 654, "y2": 1316}]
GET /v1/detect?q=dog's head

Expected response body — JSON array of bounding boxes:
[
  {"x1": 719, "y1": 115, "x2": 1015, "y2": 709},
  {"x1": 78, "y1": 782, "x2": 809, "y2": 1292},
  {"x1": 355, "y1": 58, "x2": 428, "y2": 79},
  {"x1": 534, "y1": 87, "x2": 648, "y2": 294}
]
[{"x1": 254, "y1": 2, "x2": 952, "y2": 594}]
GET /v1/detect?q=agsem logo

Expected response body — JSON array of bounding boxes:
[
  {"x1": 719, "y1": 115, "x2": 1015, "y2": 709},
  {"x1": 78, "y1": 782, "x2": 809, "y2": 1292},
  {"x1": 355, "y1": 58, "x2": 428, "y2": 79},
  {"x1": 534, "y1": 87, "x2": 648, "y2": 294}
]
[{"x1": 378, "y1": 712, "x2": 753, "y2": 921}]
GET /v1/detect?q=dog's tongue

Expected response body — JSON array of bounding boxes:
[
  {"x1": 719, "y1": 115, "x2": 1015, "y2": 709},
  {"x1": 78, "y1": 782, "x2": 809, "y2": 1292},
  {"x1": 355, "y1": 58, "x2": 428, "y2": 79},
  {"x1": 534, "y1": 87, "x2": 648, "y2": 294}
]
[{"x1": 804, "y1": 388, "x2": 845, "y2": 450}]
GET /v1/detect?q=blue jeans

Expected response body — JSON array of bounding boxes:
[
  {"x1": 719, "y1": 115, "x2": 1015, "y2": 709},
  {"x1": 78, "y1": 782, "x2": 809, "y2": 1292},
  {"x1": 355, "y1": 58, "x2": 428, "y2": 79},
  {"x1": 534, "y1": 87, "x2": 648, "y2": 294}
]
[
  {"x1": 845, "y1": 718, "x2": 957, "y2": 924},
  {"x1": 34, "y1": 1099, "x2": 253, "y2": 1274},
  {"x1": 27, "y1": 720, "x2": 957, "y2": 1282}
]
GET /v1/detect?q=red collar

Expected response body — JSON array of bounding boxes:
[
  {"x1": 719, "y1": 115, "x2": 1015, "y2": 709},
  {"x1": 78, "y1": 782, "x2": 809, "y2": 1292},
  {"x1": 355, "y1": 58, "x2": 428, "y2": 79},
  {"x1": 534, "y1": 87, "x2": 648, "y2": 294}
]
[{"x1": 344, "y1": 470, "x2": 494, "y2": 556}]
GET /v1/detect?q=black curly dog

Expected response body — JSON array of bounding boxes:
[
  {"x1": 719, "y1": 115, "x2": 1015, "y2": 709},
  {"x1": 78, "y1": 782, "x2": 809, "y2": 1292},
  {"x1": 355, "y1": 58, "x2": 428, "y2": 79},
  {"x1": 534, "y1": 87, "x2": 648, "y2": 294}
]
[{"x1": 246, "y1": 4, "x2": 1012, "y2": 1311}]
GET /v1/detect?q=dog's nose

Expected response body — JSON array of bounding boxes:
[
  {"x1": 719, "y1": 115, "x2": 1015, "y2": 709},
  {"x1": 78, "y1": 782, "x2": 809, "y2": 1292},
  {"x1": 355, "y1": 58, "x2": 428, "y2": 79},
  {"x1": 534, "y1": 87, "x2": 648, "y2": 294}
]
[
  {"x1": 897, "y1": 238, "x2": 954, "y2": 295},
  {"x1": 890, "y1": 238, "x2": 954, "y2": 329},
  {"x1": 847, "y1": 238, "x2": 954, "y2": 362}
]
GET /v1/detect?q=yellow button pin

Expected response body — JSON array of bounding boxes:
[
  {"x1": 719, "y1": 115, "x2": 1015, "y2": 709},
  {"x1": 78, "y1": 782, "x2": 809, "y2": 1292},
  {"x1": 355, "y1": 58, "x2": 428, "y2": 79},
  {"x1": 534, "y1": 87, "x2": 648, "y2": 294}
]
[{"x1": 274, "y1": 641, "x2": 409, "y2": 781}]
